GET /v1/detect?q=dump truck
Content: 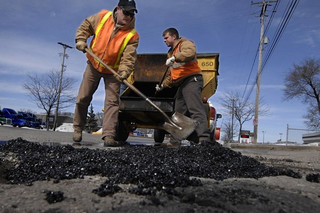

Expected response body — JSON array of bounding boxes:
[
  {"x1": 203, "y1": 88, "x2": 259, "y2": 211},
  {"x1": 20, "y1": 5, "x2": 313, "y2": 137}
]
[{"x1": 114, "y1": 53, "x2": 220, "y2": 143}]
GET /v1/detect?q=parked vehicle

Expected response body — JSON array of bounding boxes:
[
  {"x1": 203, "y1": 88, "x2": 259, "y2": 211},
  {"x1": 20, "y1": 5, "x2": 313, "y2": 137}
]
[
  {"x1": 17, "y1": 111, "x2": 31, "y2": 127},
  {"x1": 0, "y1": 117, "x2": 5, "y2": 125},
  {"x1": 27, "y1": 112, "x2": 42, "y2": 129},
  {"x1": 2, "y1": 108, "x2": 28, "y2": 127},
  {"x1": 208, "y1": 104, "x2": 222, "y2": 142},
  {"x1": 0, "y1": 110, "x2": 7, "y2": 125},
  {"x1": 18, "y1": 111, "x2": 42, "y2": 129}
]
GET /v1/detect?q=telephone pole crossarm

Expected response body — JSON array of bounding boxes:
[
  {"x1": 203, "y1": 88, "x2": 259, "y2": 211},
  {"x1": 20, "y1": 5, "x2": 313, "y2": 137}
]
[{"x1": 251, "y1": 0, "x2": 278, "y2": 6}]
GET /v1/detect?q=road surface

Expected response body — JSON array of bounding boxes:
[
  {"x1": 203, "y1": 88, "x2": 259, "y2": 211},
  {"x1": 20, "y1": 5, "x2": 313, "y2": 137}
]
[{"x1": 0, "y1": 125, "x2": 319, "y2": 213}]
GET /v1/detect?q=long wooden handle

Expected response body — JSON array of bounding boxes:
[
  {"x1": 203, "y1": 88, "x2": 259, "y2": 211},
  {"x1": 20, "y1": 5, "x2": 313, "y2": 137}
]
[{"x1": 85, "y1": 48, "x2": 180, "y2": 129}]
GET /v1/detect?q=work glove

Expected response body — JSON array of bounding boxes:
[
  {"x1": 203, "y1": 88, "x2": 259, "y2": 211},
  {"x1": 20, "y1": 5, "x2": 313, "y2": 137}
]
[
  {"x1": 165, "y1": 56, "x2": 175, "y2": 66},
  {"x1": 155, "y1": 84, "x2": 163, "y2": 92},
  {"x1": 161, "y1": 75, "x2": 172, "y2": 88},
  {"x1": 114, "y1": 70, "x2": 128, "y2": 82},
  {"x1": 76, "y1": 40, "x2": 87, "y2": 53}
]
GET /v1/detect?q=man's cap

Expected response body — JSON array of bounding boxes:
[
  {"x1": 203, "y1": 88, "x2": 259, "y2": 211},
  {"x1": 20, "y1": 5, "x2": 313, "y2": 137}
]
[{"x1": 118, "y1": 0, "x2": 138, "y2": 13}]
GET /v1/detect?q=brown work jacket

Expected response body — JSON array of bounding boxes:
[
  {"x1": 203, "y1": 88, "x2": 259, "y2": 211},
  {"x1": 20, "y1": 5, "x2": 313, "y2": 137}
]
[{"x1": 75, "y1": 8, "x2": 139, "y2": 75}]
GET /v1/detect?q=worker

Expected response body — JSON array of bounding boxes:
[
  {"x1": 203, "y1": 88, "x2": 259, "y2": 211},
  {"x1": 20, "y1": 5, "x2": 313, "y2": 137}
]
[
  {"x1": 72, "y1": 0, "x2": 139, "y2": 147},
  {"x1": 159, "y1": 27, "x2": 210, "y2": 147}
]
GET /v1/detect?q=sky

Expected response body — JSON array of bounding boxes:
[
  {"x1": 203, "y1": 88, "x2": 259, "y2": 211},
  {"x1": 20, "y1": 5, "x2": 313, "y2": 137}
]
[{"x1": 0, "y1": 0, "x2": 319, "y2": 143}]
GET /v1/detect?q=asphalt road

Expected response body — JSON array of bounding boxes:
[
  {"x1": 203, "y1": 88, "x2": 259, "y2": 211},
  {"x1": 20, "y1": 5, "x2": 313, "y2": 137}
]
[
  {"x1": 1, "y1": 124, "x2": 320, "y2": 213},
  {"x1": 0, "y1": 125, "x2": 160, "y2": 147}
]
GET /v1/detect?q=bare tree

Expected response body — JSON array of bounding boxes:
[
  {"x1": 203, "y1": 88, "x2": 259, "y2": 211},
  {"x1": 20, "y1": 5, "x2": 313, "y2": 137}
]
[
  {"x1": 24, "y1": 70, "x2": 76, "y2": 130},
  {"x1": 283, "y1": 58, "x2": 320, "y2": 129},
  {"x1": 221, "y1": 120, "x2": 238, "y2": 143},
  {"x1": 304, "y1": 104, "x2": 320, "y2": 129},
  {"x1": 221, "y1": 92, "x2": 268, "y2": 142}
]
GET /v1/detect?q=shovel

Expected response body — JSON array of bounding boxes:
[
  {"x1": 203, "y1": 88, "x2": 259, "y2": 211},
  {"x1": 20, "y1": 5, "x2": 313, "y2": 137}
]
[{"x1": 85, "y1": 48, "x2": 196, "y2": 140}]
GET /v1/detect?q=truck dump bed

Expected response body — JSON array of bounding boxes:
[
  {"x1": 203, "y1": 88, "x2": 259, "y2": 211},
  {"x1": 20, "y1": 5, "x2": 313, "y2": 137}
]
[
  {"x1": 122, "y1": 53, "x2": 219, "y2": 99},
  {"x1": 116, "y1": 53, "x2": 219, "y2": 141}
]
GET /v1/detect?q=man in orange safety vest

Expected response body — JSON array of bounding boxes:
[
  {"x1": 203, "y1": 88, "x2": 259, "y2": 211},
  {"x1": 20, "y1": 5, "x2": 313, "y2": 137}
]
[
  {"x1": 159, "y1": 27, "x2": 211, "y2": 147},
  {"x1": 73, "y1": 0, "x2": 139, "y2": 147}
]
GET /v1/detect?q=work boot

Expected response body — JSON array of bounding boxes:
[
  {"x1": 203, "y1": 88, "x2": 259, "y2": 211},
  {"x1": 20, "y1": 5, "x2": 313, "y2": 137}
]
[
  {"x1": 166, "y1": 138, "x2": 181, "y2": 148},
  {"x1": 154, "y1": 142, "x2": 163, "y2": 146},
  {"x1": 103, "y1": 136, "x2": 121, "y2": 147},
  {"x1": 199, "y1": 137, "x2": 211, "y2": 145},
  {"x1": 72, "y1": 142, "x2": 82, "y2": 146},
  {"x1": 73, "y1": 130, "x2": 82, "y2": 142}
]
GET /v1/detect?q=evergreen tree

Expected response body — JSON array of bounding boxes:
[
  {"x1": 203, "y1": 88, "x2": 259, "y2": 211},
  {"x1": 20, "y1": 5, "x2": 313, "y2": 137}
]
[{"x1": 85, "y1": 104, "x2": 98, "y2": 133}]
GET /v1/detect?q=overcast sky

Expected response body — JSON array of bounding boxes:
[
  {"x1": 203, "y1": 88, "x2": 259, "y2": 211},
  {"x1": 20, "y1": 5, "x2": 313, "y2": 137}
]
[{"x1": 0, "y1": 0, "x2": 319, "y2": 143}]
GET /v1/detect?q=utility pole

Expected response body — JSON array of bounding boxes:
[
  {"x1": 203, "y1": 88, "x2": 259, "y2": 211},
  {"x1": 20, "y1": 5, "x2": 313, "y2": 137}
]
[
  {"x1": 251, "y1": 0, "x2": 277, "y2": 143},
  {"x1": 231, "y1": 98, "x2": 235, "y2": 143},
  {"x1": 53, "y1": 42, "x2": 72, "y2": 131},
  {"x1": 286, "y1": 124, "x2": 289, "y2": 144}
]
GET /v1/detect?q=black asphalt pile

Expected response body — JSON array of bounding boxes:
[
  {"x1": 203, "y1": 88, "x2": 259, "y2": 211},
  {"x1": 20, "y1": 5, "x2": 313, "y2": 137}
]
[
  {"x1": 306, "y1": 173, "x2": 320, "y2": 183},
  {"x1": 44, "y1": 190, "x2": 65, "y2": 204},
  {"x1": 0, "y1": 137, "x2": 301, "y2": 196}
]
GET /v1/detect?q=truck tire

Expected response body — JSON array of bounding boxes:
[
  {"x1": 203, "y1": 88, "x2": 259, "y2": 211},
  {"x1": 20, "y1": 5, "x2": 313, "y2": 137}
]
[
  {"x1": 187, "y1": 131, "x2": 199, "y2": 144},
  {"x1": 210, "y1": 131, "x2": 216, "y2": 143},
  {"x1": 154, "y1": 129, "x2": 166, "y2": 143},
  {"x1": 114, "y1": 121, "x2": 130, "y2": 142}
]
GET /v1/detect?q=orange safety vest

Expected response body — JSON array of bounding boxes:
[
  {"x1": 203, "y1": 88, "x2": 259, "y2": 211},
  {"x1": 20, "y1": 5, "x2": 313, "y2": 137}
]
[
  {"x1": 86, "y1": 10, "x2": 138, "y2": 73},
  {"x1": 170, "y1": 41, "x2": 201, "y2": 80}
]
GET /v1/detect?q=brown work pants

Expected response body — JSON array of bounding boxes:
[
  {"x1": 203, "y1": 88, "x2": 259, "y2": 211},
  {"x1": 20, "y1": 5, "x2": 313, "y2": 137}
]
[
  {"x1": 73, "y1": 62, "x2": 120, "y2": 139},
  {"x1": 175, "y1": 74, "x2": 210, "y2": 141}
]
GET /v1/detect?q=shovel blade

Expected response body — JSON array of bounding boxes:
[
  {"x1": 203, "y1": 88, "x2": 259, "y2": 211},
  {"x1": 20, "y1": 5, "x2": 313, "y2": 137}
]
[{"x1": 162, "y1": 112, "x2": 197, "y2": 140}]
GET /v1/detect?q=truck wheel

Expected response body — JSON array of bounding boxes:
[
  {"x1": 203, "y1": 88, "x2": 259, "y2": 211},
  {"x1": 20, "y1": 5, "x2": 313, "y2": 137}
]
[
  {"x1": 187, "y1": 131, "x2": 199, "y2": 143},
  {"x1": 114, "y1": 121, "x2": 129, "y2": 142},
  {"x1": 154, "y1": 129, "x2": 166, "y2": 143},
  {"x1": 210, "y1": 131, "x2": 216, "y2": 143}
]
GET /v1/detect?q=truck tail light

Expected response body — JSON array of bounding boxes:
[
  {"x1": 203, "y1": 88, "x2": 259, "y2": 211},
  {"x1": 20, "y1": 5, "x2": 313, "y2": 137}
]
[
  {"x1": 202, "y1": 96, "x2": 208, "y2": 103},
  {"x1": 215, "y1": 128, "x2": 221, "y2": 140},
  {"x1": 209, "y1": 107, "x2": 216, "y2": 120}
]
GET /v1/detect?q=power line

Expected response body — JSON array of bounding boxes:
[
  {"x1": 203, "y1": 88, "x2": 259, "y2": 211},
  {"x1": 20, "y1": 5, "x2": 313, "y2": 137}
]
[
  {"x1": 242, "y1": 0, "x2": 279, "y2": 104},
  {"x1": 242, "y1": 0, "x2": 300, "y2": 103},
  {"x1": 261, "y1": 0, "x2": 300, "y2": 71},
  {"x1": 240, "y1": 0, "x2": 300, "y2": 143},
  {"x1": 241, "y1": 1, "x2": 279, "y2": 102}
]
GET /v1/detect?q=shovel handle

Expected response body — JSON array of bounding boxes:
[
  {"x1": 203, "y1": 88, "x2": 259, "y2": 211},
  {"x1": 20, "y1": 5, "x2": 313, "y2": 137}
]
[
  {"x1": 85, "y1": 48, "x2": 148, "y2": 99},
  {"x1": 85, "y1": 48, "x2": 182, "y2": 129},
  {"x1": 154, "y1": 67, "x2": 169, "y2": 96}
]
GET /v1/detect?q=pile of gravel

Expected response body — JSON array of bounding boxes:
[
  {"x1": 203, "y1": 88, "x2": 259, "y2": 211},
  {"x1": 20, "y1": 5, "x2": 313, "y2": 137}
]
[{"x1": 0, "y1": 138, "x2": 301, "y2": 196}]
